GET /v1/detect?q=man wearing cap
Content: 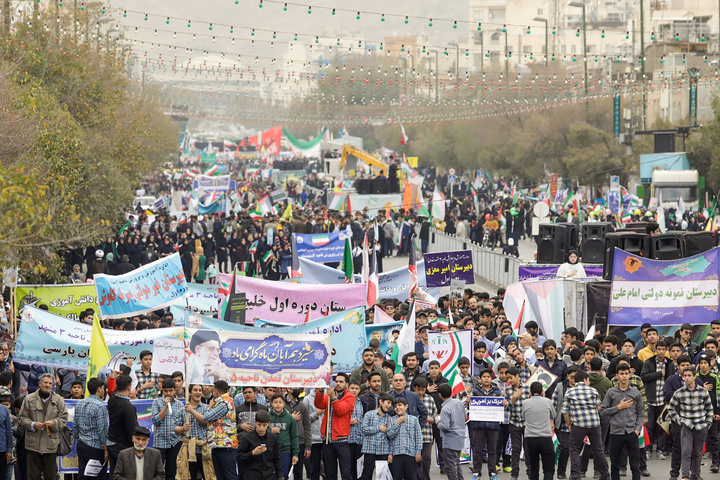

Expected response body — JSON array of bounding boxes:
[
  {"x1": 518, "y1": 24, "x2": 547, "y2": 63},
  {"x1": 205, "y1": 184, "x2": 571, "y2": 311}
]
[
  {"x1": 516, "y1": 333, "x2": 538, "y2": 366},
  {"x1": 187, "y1": 330, "x2": 226, "y2": 385},
  {"x1": 113, "y1": 426, "x2": 164, "y2": 480}
]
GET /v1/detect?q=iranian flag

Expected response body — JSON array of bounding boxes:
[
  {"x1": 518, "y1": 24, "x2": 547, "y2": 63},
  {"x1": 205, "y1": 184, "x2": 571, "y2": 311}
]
[
  {"x1": 436, "y1": 308, "x2": 451, "y2": 330},
  {"x1": 638, "y1": 425, "x2": 650, "y2": 448},
  {"x1": 262, "y1": 250, "x2": 275, "y2": 263},
  {"x1": 621, "y1": 213, "x2": 632, "y2": 224},
  {"x1": 249, "y1": 208, "x2": 263, "y2": 220},
  {"x1": 367, "y1": 247, "x2": 379, "y2": 307},
  {"x1": 204, "y1": 164, "x2": 219, "y2": 176},
  {"x1": 430, "y1": 329, "x2": 473, "y2": 397},
  {"x1": 248, "y1": 240, "x2": 259, "y2": 255},
  {"x1": 400, "y1": 122, "x2": 409, "y2": 144},
  {"x1": 312, "y1": 234, "x2": 330, "y2": 246},
  {"x1": 408, "y1": 234, "x2": 418, "y2": 297}
]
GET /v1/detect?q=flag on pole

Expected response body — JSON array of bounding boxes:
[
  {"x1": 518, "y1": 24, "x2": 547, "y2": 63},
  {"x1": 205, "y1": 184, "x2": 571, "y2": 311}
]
[
  {"x1": 408, "y1": 235, "x2": 418, "y2": 297},
  {"x1": 86, "y1": 315, "x2": 111, "y2": 397},
  {"x1": 361, "y1": 234, "x2": 370, "y2": 284},
  {"x1": 513, "y1": 300, "x2": 525, "y2": 335},
  {"x1": 658, "y1": 191, "x2": 666, "y2": 233},
  {"x1": 342, "y1": 238, "x2": 354, "y2": 284},
  {"x1": 437, "y1": 308, "x2": 451, "y2": 330},
  {"x1": 367, "y1": 246, "x2": 379, "y2": 307},
  {"x1": 706, "y1": 197, "x2": 717, "y2": 231},
  {"x1": 374, "y1": 305, "x2": 395, "y2": 324},
  {"x1": 204, "y1": 164, "x2": 219, "y2": 176},
  {"x1": 677, "y1": 196, "x2": 686, "y2": 219},
  {"x1": 303, "y1": 309, "x2": 310, "y2": 324},
  {"x1": 390, "y1": 300, "x2": 416, "y2": 373},
  {"x1": 281, "y1": 204, "x2": 293, "y2": 221},
  {"x1": 400, "y1": 123, "x2": 409, "y2": 145}
]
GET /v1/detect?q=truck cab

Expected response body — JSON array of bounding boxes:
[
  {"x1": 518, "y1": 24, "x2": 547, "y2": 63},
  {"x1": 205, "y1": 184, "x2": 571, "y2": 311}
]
[{"x1": 651, "y1": 169, "x2": 699, "y2": 210}]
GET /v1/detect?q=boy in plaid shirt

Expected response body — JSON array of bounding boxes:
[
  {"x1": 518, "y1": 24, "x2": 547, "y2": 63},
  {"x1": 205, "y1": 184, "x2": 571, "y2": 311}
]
[
  {"x1": 412, "y1": 377, "x2": 437, "y2": 480},
  {"x1": 387, "y1": 397, "x2": 422, "y2": 480},
  {"x1": 348, "y1": 380, "x2": 366, "y2": 480},
  {"x1": 504, "y1": 366, "x2": 530, "y2": 480},
  {"x1": 361, "y1": 393, "x2": 400, "y2": 480}
]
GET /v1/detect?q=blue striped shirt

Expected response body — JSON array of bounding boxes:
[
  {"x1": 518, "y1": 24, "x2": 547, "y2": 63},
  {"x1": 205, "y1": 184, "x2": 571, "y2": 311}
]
[
  {"x1": 388, "y1": 415, "x2": 422, "y2": 456},
  {"x1": 74, "y1": 395, "x2": 108, "y2": 450},
  {"x1": 348, "y1": 398, "x2": 364, "y2": 445},
  {"x1": 151, "y1": 397, "x2": 185, "y2": 448},
  {"x1": 361, "y1": 410, "x2": 399, "y2": 455}
]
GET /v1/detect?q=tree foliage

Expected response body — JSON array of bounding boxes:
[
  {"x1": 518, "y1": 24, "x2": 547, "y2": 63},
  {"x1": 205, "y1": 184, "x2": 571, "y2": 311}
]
[{"x1": 0, "y1": 5, "x2": 177, "y2": 280}]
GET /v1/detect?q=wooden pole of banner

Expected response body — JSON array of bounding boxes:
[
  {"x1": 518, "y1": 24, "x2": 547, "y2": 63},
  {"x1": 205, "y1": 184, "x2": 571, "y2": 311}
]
[{"x1": 9, "y1": 287, "x2": 15, "y2": 340}]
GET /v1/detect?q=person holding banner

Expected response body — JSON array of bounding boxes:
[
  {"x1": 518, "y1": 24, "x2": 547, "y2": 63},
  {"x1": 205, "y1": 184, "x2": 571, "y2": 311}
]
[
  {"x1": 314, "y1": 372, "x2": 355, "y2": 480},
  {"x1": 469, "y1": 368, "x2": 503, "y2": 480},
  {"x1": 197, "y1": 380, "x2": 237, "y2": 480},
  {"x1": 181, "y1": 384, "x2": 211, "y2": 480}
]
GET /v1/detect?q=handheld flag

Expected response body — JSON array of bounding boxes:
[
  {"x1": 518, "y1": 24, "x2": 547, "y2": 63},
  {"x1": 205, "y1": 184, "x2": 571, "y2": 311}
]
[
  {"x1": 86, "y1": 315, "x2": 111, "y2": 397},
  {"x1": 390, "y1": 300, "x2": 416, "y2": 373},
  {"x1": 367, "y1": 245, "x2": 379, "y2": 307},
  {"x1": 400, "y1": 122, "x2": 409, "y2": 145},
  {"x1": 408, "y1": 234, "x2": 418, "y2": 297},
  {"x1": 342, "y1": 238, "x2": 354, "y2": 284}
]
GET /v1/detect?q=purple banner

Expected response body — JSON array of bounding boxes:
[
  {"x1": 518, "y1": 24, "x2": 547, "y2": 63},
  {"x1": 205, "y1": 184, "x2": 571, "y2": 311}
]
[
  {"x1": 424, "y1": 250, "x2": 475, "y2": 287},
  {"x1": 609, "y1": 247, "x2": 720, "y2": 326},
  {"x1": 518, "y1": 265, "x2": 604, "y2": 281}
]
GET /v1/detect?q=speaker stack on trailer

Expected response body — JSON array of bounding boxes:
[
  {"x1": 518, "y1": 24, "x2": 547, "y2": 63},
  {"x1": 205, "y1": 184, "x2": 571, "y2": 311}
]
[
  {"x1": 624, "y1": 222, "x2": 650, "y2": 233},
  {"x1": 602, "y1": 232, "x2": 651, "y2": 280},
  {"x1": 537, "y1": 223, "x2": 579, "y2": 264},
  {"x1": 684, "y1": 231, "x2": 715, "y2": 256},
  {"x1": 581, "y1": 222, "x2": 614, "y2": 263}
]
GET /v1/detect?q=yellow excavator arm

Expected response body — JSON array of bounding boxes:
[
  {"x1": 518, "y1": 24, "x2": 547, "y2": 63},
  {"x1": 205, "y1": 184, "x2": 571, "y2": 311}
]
[{"x1": 339, "y1": 144, "x2": 388, "y2": 175}]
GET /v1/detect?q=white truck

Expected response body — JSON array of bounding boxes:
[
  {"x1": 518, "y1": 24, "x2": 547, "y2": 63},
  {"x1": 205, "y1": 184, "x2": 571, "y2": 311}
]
[{"x1": 651, "y1": 169, "x2": 699, "y2": 210}]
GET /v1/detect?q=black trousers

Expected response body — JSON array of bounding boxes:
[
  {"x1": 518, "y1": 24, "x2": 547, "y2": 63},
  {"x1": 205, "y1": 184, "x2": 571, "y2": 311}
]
[
  {"x1": 359, "y1": 453, "x2": 388, "y2": 480},
  {"x1": 609, "y1": 433, "x2": 641, "y2": 480},
  {"x1": 306, "y1": 444, "x2": 323, "y2": 480},
  {"x1": 349, "y1": 443, "x2": 362, "y2": 480},
  {"x1": 158, "y1": 442, "x2": 182, "y2": 480},
  {"x1": 26, "y1": 451, "x2": 57, "y2": 480},
  {"x1": 431, "y1": 423, "x2": 444, "y2": 468},
  {"x1": 390, "y1": 454, "x2": 417, "y2": 480},
  {"x1": 293, "y1": 443, "x2": 307, "y2": 480},
  {"x1": 524, "y1": 436, "x2": 555, "y2": 480},
  {"x1": 77, "y1": 440, "x2": 107, "y2": 480},
  {"x1": 471, "y1": 428, "x2": 498, "y2": 476},
  {"x1": 189, "y1": 457, "x2": 205, "y2": 480},
  {"x1": 497, "y1": 424, "x2": 510, "y2": 467},
  {"x1": 108, "y1": 442, "x2": 129, "y2": 479},
  {"x1": 323, "y1": 442, "x2": 352, "y2": 480},
  {"x1": 556, "y1": 431, "x2": 570, "y2": 477}
]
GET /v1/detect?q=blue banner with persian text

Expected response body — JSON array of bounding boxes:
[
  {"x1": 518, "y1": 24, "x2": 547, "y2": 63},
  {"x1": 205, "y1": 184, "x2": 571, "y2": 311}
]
[
  {"x1": 293, "y1": 231, "x2": 348, "y2": 263},
  {"x1": 609, "y1": 247, "x2": 720, "y2": 326},
  {"x1": 182, "y1": 307, "x2": 366, "y2": 374},
  {"x1": 94, "y1": 253, "x2": 189, "y2": 319}
]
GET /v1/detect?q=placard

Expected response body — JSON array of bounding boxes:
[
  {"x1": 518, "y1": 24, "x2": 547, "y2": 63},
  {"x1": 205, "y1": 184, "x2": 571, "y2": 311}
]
[
  {"x1": 525, "y1": 365, "x2": 558, "y2": 390},
  {"x1": 424, "y1": 250, "x2": 475, "y2": 287},
  {"x1": 151, "y1": 338, "x2": 185, "y2": 375},
  {"x1": 469, "y1": 396, "x2": 505, "y2": 423}
]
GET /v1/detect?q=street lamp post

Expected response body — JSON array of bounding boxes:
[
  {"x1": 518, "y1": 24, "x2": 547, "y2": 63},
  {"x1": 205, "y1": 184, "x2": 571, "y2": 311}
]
[
  {"x1": 426, "y1": 50, "x2": 439, "y2": 103},
  {"x1": 570, "y1": 1, "x2": 589, "y2": 122},
  {"x1": 534, "y1": 17, "x2": 549, "y2": 67}
]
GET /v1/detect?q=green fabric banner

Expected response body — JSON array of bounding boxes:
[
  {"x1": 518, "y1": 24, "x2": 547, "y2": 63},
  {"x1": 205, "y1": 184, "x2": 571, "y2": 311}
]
[{"x1": 283, "y1": 128, "x2": 323, "y2": 151}]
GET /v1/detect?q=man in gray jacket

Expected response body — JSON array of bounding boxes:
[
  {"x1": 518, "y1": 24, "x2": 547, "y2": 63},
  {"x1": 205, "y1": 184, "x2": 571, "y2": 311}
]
[
  {"x1": 436, "y1": 383, "x2": 466, "y2": 480},
  {"x1": 18, "y1": 373, "x2": 68, "y2": 480},
  {"x1": 601, "y1": 363, "x2": 644, "y2": 480}
]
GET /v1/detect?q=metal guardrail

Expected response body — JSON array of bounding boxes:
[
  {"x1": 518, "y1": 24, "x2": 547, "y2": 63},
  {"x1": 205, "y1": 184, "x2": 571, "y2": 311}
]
[{"x1": 426, "y1": 230, "x2": 523, "y2": 287}]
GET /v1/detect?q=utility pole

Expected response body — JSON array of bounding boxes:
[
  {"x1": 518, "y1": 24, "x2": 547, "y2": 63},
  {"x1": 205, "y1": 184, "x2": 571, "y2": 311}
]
[
  {"x1": 640, "y1": 0, "x2": 646, "y2": 130},
  {"x1": 534, "y1": 17, "x2": 549, "y2": 67},
  {"x1": 570, "y1": 2, "x2": 589, "y2": 122}
]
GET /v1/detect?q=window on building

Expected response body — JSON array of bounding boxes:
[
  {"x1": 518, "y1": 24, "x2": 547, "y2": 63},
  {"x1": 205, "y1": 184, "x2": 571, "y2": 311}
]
[
  {"x1": 537, "y1": 8, "x2": 543, "y2": 15},
  {"x1": 523, "y1": 46, "x2": 532, "y2": 53},
  {"x1": 474, "y1": 32, "x2": 483, "y2": 45},
  {"x1": 491, "y1": 32, "x2": 501, "y2": 45},
  {"x1": 474, "y1": 10, "x2": 484, "y2": 22},
  {"x1": 489, "y1": 9, "x2": 505, "y2": 22},
  {"x1": 587, "y1": 44, "x2": 596, "y2": 54},
  {"x1": 571, "y1": 45, "x2": 577, "y2": 54}
]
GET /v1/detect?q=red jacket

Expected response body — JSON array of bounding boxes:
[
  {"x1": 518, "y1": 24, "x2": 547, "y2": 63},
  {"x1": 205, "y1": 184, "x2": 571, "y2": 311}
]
[{"x1": 314, "y1": 390, "x2": 356, "y2": 441}]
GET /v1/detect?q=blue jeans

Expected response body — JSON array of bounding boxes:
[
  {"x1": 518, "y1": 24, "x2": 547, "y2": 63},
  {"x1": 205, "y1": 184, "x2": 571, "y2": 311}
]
[
  {"x1": 281, "y1": 452, "x2": 292, "y2": 480},
  {"x1": 212, "y1": 448, "x2": 238, "y2": 480}
]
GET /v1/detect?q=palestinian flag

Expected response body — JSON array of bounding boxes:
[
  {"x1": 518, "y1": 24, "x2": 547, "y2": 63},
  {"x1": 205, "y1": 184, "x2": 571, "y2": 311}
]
[
  {"x1": 312, "y1": 234, "x2": 330, "y2": 246},
  {"x1": 262, "y1": 251, "x2": 275, "y2": 263},
  {"x1": 552, "y1": 430, "x2": 559, "y2": 463},
  {"x1": 483, "y1": 349, "x2": 495, "y2": 367}
]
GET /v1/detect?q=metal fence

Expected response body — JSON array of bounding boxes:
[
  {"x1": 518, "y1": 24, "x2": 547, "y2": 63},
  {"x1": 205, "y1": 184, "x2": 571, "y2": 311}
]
[{"x1": 426, "y1": 230, "x2": 523, "y2": 287}]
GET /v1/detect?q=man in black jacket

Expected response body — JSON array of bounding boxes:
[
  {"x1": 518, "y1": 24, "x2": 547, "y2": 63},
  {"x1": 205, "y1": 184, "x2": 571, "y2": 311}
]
[
  {"x1": 108, "y1": 375, "x2": 139, "y2": 478},
  {"x1": 237, "y1": 410, "x2": 282, "y2": 480},
  {"x1": 640, "y1": 339, "x2": 675, "y2": 460}
]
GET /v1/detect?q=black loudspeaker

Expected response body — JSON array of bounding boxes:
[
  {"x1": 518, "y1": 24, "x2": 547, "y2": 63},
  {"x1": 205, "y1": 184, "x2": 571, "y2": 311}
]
[
  {"x1": 371, "y1": 177, "x2": 389, "y2": 194},
  {"x1": 581, "y1": 222, "x2": 614, "y2": 263},
  {"x1": 537, "y1": 223, "x2": 578, "y2": 264},
  {"x1": 603, "y1": 232, "x2": 651, "y2": 280},
  {"x1": 355, "y1": 179, "x2": 371, "y2": 195},
  {"x1": 683, "y1": 231, "x2": 715, "y2": 257},
  {"x1": 651, "y1": 232, "x2": 684, "y2": 260},
  {"x1": 625, "y1": 221, "x2": 649, "y2": 233}
]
